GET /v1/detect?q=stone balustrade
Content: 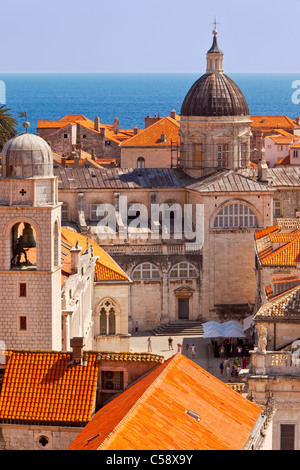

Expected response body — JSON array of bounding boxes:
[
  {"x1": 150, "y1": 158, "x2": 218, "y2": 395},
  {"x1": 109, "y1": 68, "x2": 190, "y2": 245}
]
[
  {"x1": 249, "y1": 350, "x2": 300, "y2": 376},
  {"x1": 101, "y1": 243, "x2": 202, "y2": 256}
]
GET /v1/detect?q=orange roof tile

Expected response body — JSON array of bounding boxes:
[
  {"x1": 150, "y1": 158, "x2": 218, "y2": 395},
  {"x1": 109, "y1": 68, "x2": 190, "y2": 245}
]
[
  {"x1": 61, "y1": 228, "x2": 129, "y2": 283},
  {"x1": 120, "y1": 116, "x2": 180, "y2": 147},
  {"x1": 255, "y1": 226, "x2": 300, "y2": 266},
  {"x1": 250, "y1": 116, "x2": 297, "y2": 129},
  {"x1": 266, "y1": 134, "x2": 300, "y2": 145},
  {"x1": 0, "y1": 350, "x2": 98, "y2": 426},
  {"x1": 68, "y1": 354, "x2": 262, "y2": 451},
  {"x1": 275, "y1": 155, "x2": 290, "y2": 166}
]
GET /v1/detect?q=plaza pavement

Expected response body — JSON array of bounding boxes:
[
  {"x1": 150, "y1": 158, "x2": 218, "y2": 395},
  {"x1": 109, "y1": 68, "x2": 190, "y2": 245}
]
[{"x1": 129, "y1": 332, "x2": 248, "y2": 387}]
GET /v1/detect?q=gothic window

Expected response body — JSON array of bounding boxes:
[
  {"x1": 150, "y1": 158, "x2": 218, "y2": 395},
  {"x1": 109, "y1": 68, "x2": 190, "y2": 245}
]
[
  {"x1": 213, "y1": 203, "x2": 258, "y2": 229},
  {"x1": 169, "y1": 262, "x2": 198, "y2": 279},
  {"x1": 137, "y1": 157, "x2": 145, "y2": 168},
  {"x1": 217, "y1": 144, "x2": 228, "y2": 168},
  {"x1": 11, "y1": 222, "x2": 36, "y2": 269},
  {"x1": 97, "y1": 299, "x2": 117, "y2": 335},
  {"x1": 132, "y1": 263, "x2": 161, "y2": 280}
]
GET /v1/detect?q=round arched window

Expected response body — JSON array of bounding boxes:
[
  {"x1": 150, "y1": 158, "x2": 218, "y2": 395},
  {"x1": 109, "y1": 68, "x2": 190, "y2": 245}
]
[
  {"x1": 169, "y1": 262, "x2": 198, "y2": 279},
  {"x1": 213, "y1": 203, "x2": 258, "y2": 229},
  {"x1": 132, "y1": 263, "x2": 160, "y2": 280}
]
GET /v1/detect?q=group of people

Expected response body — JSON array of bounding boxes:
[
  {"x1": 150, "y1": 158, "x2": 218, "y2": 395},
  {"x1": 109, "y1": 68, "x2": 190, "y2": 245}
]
[
  {"x1": 214, "y1": 339, "x2": 245, "y2": 358},
  {"x1": 219, "y1": 356, "x2": 248, "y2": 382},
  {"x1": 146, "y1": 336, "x2": 197, "y2": 359}
]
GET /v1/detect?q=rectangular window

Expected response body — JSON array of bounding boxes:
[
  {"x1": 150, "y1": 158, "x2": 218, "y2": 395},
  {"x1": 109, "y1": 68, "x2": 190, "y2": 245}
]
[
  {"x1": 274, "y1": 200, "x2": 281, "y2": 218},
  {"x1": 19, "y1": 283, "x2": 27, "y2": 298},
  {"x1": 63, "y1": 134, "x2": 68, "y2": 139},
  {"x1": 280, "y1": 424, "x2": 295, "y2": 450},
  {"x1": 19, "y1": 316, "x2": 27, "y2": 331},
  {"x1": 293, "y1": 150, "x2": 298, "y2": 159},
  {"x1": 217, "y1": 144, "x2": 228, "y2": 168}
]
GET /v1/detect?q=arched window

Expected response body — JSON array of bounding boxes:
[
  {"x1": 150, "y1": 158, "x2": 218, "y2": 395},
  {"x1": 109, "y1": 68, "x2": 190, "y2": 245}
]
[
  {"x1": 213, "y1": 203, "x2": 258, "y2": 229},
  {"x1": 11, "y1": 222, "x2": 36, "y2": 269},
  {"x1": 137, "y1": 157, "x2": 145, "y2": 168},
  {"x1": 97, "y1": 299, "x2": 117, "y2": 335},
  {"x1": 132, "y1": 263, "x2": 160, "y2": 280},
  {"x1": 169, "y1": 262, "x2": 198, "y2": 279}
]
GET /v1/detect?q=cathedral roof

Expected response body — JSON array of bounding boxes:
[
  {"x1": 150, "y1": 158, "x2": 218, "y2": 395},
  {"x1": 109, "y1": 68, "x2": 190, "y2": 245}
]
[
  {"x1": 181, "y1": 72, "x2": 249, "y2": 117},
  {"x1": 68, "y1": 353, "x2": 262, "y2": 451},
  {"x1": 187, "y1": 170, "x2": 271, "y2": 193}
]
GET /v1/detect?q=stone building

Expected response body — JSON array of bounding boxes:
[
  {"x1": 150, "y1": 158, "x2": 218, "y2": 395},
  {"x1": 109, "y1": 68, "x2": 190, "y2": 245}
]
[
  {"x1": 120, "y1": 114, "x2": 180, "y2": 168},
  {"x1": 37, "y1": 114, "x2": 135, "y2": 165}
]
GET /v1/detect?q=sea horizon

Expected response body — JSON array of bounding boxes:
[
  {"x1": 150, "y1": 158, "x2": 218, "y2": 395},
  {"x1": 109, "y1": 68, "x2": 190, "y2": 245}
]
[{"x1": 1, "y1": 72, "x2": 299, "y2": 132}]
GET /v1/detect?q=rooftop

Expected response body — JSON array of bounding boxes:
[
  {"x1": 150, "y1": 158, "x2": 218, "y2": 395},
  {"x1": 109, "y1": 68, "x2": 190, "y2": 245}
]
[
  {"x1": 120, "y1": 116, "x2": 180, "y2": 147},
  {"x1": 255, "y1": 223, "x2": 300, "y2": 266},
  {"x1": 68, "y1": 353, "x2": 262, "y2": 451}
]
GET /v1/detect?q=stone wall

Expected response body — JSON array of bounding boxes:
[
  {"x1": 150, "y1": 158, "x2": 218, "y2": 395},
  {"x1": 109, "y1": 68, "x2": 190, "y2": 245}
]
[{"x1": 0, "y1": 424, "x2": 81, "y2": 450}]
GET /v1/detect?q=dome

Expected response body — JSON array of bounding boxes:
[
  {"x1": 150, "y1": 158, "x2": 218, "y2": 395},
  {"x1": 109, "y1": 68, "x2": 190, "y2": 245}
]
[
  {"x1": 180, "y1": 73, "x2": 249, "y2": 117},
  {"x1": 181, "y1": 29, "x2": 249, "y2": 118},
  {"x1": 2, "y1": 133, "x2": 53, "y2": 178}
]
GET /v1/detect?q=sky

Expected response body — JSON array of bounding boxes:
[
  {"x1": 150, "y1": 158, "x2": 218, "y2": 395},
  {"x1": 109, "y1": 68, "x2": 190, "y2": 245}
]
[{"x1": 1, "y1": 0, "x2": 300, "y2": 73}]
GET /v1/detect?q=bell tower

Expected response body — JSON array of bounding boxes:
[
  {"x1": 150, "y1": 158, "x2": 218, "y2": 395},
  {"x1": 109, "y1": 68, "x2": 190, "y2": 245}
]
[{"x1": 0, "y1": 131, "x2": 62, "y2": 350}]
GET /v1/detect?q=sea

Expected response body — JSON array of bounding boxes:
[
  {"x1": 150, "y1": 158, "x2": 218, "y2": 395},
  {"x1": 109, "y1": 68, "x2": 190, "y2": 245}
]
[{"x1": 0, "y1": 73, "x2": 300, "y2": 133}]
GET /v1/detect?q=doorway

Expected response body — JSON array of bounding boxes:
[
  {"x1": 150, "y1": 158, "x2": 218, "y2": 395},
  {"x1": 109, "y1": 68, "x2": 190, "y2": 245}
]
[{"x1": 178, "y1": 298, "x2": 189, "y2": 319}]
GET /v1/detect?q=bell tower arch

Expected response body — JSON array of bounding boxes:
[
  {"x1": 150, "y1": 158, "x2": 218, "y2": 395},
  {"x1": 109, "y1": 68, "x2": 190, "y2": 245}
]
[{"x1": 0, "y1": 132, "x2": 62, "y2": 350}]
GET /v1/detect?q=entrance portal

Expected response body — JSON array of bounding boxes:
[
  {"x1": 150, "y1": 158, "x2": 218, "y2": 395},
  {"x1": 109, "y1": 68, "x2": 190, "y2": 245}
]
[{"x1": 178, "y1": 298, "x2": 189, "y2": 319}]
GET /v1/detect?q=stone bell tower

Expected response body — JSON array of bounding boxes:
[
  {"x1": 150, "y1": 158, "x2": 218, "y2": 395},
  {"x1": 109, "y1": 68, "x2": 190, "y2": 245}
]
[{"x1": 0, "y1": 130, "x2": 62, "y2": 350}]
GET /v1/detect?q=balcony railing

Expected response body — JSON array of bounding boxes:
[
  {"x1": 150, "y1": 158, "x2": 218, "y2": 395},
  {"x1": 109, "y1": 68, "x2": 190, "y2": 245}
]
[
  {"x1": 101, "y1": 243, "x2": 202, "y2": 256},
  {"x1": 249, "y1": 350, "x2": 300, "y2": 376}
]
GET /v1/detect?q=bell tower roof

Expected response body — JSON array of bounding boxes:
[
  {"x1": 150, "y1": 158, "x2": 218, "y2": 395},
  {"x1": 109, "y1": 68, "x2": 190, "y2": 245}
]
[{"x1": 2, "y1": 133, "x2": 53, "y2": 178}]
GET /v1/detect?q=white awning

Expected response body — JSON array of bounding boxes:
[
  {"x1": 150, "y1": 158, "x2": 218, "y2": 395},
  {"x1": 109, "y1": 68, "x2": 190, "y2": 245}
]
[{"x1": 203, "y1": 321, "x2": 246, "y2": 338}]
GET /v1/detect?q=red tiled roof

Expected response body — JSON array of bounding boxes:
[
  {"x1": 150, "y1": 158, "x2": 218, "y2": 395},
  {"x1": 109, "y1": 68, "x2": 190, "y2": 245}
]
[
  {"x1": 255, "y1": 225, "x2": 300, "y2": 266},
  {"x1": 0, "y1": 350, "x2": 98, "y2": 426},
  {"x1": 61, "y1": 228, "x2": 129, "y2": 284},
  {"x1": 250, "y1": 116, "x2": 297, "y2": 129},
  {"x1": 68, "y1": 354, "x2": 262, "y2": 451},
  {"x1": 120, "y1": 116, "x2": 180, "y2": 147}
]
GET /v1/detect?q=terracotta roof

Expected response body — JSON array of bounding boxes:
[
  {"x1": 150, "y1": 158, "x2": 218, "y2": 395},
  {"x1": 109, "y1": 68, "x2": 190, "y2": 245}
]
[
  {"x1": 37, "y1": 115, "x2": 134, "y2": 145},
  {"x1": 120, "y1": 116, "x2": 180, "y2": 147},
  {"x1": 68, "y1": 354, "x2": 262, "y2": 451},
  {"x1": 255, "y1": 284, "x2": 300, "y2": 320},
  {"x1": 61, "y1": 227, "x2": 129, "y2": 283},
  {"x1": 187, "y1": 170, "x2": 271, "y2": 193},
  {"x1": 255, "y1": 225, "x2": 300, "y2": 266},
  {"x1": 275, "y1": 155, "x2": 290, "y2": 166},
  {"x1": 0, "y1": 350, "x2": 98, "y2": 426},
  {"x1": 266, "y1": 134, "x2": 300, "y2": 145},
  {"x1": 250, "y1": 116, "x2": 297, "y2": 129}
]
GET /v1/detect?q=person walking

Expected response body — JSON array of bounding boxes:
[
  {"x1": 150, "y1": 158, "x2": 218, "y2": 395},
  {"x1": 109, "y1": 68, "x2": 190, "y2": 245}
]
[
  {"x1": 147, "y1": 336, "x2": 152, "y2": 352},
  {"x1": 219, "y1": 360, "x2": 224, "y2": 376},
  {"x1": 168, "y1": 336, "x2": 173, "y2": 350},
  {"x1": 191, "y1": 344, "x2": 196, "y2": 358},
  {"x1": 134, "y1": 321, "x2": 139, "y2": 334},
  {"x1": 177, "y1": 343, "x2": 182, "y2": 353}
]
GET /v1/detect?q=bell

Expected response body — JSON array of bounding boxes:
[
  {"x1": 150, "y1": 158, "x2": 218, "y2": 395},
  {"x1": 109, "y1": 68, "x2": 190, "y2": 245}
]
[{"x1": 21, "y1": 223, "x2": 36, "y2": 249}]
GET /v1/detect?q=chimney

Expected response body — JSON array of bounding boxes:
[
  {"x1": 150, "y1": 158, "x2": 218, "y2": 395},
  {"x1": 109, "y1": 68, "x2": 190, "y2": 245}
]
[
  {"x1": 61, "y1": 155, "x2": 66, "y2": 168},
  {"x1": 100, "y1": 127, "x2": 106, "y2": 138},
  {"x1": 170, "y1": 109, "x2": 176, "y2": 119},
  {"x1": 296, "y1": 117, "x2": 300, "y2": 126},
  {"x1": 91, "y1": 148, "x2": 96, "y2": 160},
  {"x1": 133, "y1": 126, "x2": 139, "y2": 135},
  {"x1": 70, "y1": 337, "x2": 85, "y2": 365},
  {"x1": 70, "y1": 240, "x2": 82, "y2": 274},
  {"x1": 94, "y1": 116, "x2": 100, "y2": 132},
  {"x1": 160, "y1": 132, "x2": 167, "y2": 143},
  {"x1": 114, "y1": 117, "x2": 119, "y2": 134}
]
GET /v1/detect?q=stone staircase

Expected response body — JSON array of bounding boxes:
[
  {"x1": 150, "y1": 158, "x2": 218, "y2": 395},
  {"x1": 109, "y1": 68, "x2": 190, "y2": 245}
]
[{"x1": 152, "y1": 321, "x2": 204, "y2": 336}]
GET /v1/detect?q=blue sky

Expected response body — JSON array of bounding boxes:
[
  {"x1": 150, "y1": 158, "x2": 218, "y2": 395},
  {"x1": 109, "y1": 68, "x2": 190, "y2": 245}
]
[{"x1": 1, "y1": 0, "x2": 300, "y2": 73}]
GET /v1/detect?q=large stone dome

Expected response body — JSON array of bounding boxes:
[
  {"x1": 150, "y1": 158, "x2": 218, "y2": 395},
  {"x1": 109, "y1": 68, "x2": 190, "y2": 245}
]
[
  {"x1": 181, "y1": 72, "x2": 249, "y2": 117},
  {"x1": 181, "y1": 30, "x2": 249, "y2": 118},
  {"x1": 2, "y1": 133, "x2": 53, "y2": 178}
]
